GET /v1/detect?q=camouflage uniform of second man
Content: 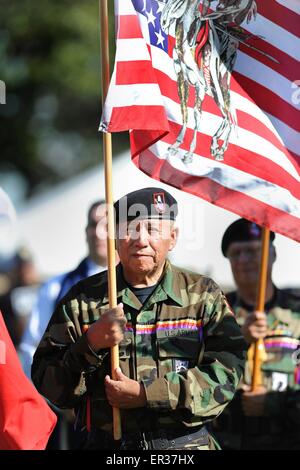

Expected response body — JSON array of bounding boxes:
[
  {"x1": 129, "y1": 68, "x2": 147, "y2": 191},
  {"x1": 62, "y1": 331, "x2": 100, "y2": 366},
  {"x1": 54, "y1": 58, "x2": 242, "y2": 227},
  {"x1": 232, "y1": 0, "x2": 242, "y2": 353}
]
[{"x1": 213, "y1": 219, "x2": 300, "y2": 450}]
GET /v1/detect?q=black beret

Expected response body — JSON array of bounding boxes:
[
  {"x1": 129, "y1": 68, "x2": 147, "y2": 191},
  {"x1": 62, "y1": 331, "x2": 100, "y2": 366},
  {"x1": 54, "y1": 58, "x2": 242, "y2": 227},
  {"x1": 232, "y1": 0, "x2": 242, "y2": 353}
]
[
  {"x1": 221, "y1": 218, "x2": 275, "y2": 257},
  {"x1": 114, "y1": 187, "x2": 178, "y2": 224}
]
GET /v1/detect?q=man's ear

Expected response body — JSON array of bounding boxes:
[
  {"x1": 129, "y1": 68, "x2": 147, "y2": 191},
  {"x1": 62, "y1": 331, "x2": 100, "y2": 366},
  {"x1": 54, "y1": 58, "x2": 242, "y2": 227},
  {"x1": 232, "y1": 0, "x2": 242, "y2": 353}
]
[
  {"x1": 169, "y1": 226, "x2": 179, "y2": 251},
  {"x1": 272, "y1": 245, "x2": 277, "y2": 263},
  {"x1": 115, "y1": 224, "x2": 119, "y2": 251}
]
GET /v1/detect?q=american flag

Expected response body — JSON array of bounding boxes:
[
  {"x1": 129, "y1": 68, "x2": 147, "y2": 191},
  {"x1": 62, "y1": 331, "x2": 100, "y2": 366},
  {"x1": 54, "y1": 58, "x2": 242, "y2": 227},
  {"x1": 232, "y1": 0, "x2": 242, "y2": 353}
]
[{"x1": 100, "y1": 0, "x2": 300, "y2": 242}]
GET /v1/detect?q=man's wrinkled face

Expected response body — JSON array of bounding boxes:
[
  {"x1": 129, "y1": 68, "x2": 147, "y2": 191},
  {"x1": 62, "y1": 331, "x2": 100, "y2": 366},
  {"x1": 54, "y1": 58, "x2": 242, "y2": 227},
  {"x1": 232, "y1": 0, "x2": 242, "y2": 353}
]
[
  {"x1": 86, "y1": 204, "x2": 108, "y2": 262},
  {"x1": 116, "y1": 218, "x2": 178, "y2": 275},
  {"x1": 227, "y1": 240, "x2": 276, "y2": 286}
]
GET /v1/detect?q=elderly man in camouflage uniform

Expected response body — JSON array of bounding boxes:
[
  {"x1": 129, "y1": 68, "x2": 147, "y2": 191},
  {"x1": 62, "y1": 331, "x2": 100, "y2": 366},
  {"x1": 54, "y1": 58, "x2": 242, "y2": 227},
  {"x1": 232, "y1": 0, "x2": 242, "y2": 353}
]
[
  {"x1": 213, "y1": 218, "x2": 300, "y2": 450},
  {"x1": 32, "y1": 187, "x2": 246, "y2": 450}
]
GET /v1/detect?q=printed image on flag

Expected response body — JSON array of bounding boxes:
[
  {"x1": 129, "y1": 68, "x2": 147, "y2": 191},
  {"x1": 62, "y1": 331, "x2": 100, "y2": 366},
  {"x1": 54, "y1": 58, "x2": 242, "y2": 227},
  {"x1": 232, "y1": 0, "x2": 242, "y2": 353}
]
[{"x1": 100, "y1": 0, "x2": 300, "y2": 242}]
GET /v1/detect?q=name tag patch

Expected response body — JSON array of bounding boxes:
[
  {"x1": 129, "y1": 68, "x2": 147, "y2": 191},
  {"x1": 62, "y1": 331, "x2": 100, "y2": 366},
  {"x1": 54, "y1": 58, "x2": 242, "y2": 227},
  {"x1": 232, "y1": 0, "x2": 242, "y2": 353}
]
[{"x1": 271, "y1": 372, "x2": 288, "y2": 391}]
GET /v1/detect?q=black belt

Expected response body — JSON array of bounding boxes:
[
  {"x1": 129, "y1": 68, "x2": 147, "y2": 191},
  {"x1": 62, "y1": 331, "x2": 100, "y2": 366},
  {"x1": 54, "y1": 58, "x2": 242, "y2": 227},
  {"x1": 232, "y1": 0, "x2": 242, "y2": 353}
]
[{"x1": 120, "y1": 426, "x2": 210, "y2": 450}]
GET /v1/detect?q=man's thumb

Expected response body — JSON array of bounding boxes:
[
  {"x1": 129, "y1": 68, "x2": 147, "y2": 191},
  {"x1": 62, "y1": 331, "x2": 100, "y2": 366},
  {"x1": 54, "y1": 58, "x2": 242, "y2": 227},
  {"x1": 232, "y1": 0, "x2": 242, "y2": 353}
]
[{"x1": 115, "y1": 367, "x2": 125, "y2": 381}]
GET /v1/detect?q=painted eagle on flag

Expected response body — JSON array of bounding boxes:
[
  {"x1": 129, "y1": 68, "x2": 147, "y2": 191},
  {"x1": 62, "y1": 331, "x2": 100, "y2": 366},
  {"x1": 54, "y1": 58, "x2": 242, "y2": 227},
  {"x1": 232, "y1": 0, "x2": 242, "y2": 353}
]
[{"x1": 159, "y1": 0, "x2": 262, "y2": 163}]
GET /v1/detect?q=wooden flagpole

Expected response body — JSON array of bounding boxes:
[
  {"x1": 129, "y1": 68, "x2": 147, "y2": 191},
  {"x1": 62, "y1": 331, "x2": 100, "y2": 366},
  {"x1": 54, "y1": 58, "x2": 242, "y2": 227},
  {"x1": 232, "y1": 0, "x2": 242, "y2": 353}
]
[
  {"x1": 99, "y1": 0, "x2": 122, "y2": 440},
  {"x1": 251, "y1": 227, "x2": 270, "y2": 391}
]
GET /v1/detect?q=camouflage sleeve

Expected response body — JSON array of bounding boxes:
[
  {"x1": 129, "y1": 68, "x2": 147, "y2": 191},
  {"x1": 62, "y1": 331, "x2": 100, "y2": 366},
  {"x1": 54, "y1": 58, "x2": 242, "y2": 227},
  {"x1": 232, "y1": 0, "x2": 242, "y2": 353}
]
[
  {"x1": 142, "y1": 287, "x2": 247, "y2": 423},
  {"x1": 31, "y1": 288, "x2": 106, "y2": 408}
]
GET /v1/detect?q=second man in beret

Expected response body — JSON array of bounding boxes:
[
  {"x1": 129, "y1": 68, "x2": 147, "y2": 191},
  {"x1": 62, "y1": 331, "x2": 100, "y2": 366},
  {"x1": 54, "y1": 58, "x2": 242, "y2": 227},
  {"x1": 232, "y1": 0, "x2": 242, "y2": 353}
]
[{"x1": 214, "y1": 218, "x2": 300, "y2": 450}]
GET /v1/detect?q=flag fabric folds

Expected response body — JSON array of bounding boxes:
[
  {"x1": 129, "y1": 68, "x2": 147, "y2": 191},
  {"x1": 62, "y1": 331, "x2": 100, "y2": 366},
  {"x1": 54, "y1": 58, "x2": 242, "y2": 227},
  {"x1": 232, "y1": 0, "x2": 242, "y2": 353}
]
[
  {"x1": 100, "y1": 0, "x2": 300, "y2": 242},
  {"x1": 0, "y1": 311, "x2": 57, "y2": 450}
]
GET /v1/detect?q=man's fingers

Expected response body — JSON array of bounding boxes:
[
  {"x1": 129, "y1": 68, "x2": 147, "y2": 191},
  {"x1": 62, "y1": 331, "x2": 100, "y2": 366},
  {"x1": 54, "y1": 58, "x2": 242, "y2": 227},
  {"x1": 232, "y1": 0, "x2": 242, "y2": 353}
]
[
  {"x1": 107, "y1": 305, "x2": 127, "y2": 325},
  {"x1": 107, "y1": 311, "x2": 125, "y2": 321},
  {"x1": 253, "y1": 311, "x2": 267, "y2": 320},
  {"x1": 114, "y1": 367, "x2": 126, "y2": 381},
  {"x1": 247, "y1": 316, "x2": 267, "y2": 329},
  {"x1": 254, "y1": 325, "x2": 268, "y2": 332},
  {"x1": 108, "y1": 321, "x2": 126, "y2": 339},
  {"x1": 245, "y1": 312, "x2": 267, "y2": 330},
  {"x1": 104, "y1": 378, "x2": 116, "y2": 400},
  {"x1": 252, "y1": 331, "x2": 267, "y2": 339},
  {"x1": 117, "y1": 317, "x2": 127, "y2": 329},
  {"x1": 114, "y1": 308, "x2": 125, "y2": 317},
  {"x1": 255, "y1": 324, "x2": 268, "y2": 331},
  {"x1": 254, "y1": 318, "x2": 267, "y2": 326}
]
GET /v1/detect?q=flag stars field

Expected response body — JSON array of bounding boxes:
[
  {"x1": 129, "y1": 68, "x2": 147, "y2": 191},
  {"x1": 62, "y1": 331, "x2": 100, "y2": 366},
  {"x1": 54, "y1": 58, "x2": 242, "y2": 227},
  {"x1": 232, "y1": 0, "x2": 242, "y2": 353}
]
[{"x1": 133, "y1": 0, "x2": 168, "y2": 51}]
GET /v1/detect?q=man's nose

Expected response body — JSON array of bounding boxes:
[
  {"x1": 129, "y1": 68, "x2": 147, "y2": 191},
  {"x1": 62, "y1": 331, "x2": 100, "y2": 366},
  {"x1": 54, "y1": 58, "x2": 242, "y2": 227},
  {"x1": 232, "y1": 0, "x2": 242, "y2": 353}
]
[
  {"x1": 135, "y1": 226, "x2": 149, "y2": 245},
  {"x1": 95, "y1": 223, "x2": 107, "y2": 240},
  {"x1": 238, "y1": 251, "x2": 250, "y2": 262}
]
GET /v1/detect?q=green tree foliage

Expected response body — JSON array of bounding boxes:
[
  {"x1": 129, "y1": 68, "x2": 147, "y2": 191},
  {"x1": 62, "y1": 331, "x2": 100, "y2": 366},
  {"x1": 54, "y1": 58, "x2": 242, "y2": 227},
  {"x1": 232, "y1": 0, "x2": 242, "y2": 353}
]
[{"x1": 0, "y1": 0, "x2": 124, "y2": 200}]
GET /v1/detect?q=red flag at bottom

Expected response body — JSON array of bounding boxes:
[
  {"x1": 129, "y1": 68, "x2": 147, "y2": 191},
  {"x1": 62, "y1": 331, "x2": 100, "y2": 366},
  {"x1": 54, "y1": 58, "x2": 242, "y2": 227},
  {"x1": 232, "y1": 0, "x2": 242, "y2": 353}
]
[{"x1": 0, "y1": 311, "x2": 57, "y2": 450}]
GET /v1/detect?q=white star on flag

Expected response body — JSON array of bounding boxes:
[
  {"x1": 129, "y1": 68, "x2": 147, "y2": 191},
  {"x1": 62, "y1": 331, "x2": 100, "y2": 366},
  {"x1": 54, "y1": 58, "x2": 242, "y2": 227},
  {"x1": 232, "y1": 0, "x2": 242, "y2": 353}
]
[
  {"x1": 155, "y1": 29, "x2": 165, "y2": 47},
  {"x1": 156, "y1": 1, "x2": 164, "y2": 14},
  {"x1": 146, "y1": 8, "x2": 156, "y2": 27}
]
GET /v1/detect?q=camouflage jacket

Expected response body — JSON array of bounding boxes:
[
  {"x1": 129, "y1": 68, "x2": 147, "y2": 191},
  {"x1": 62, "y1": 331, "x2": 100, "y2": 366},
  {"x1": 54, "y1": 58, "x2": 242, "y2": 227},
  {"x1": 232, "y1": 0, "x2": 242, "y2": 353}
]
[
  {"x1": 214, "y1": 287, "x2": 300, "y2": 449},
  {"x1": 32, "y1": 262, "x2": 246, "y2": 435}
]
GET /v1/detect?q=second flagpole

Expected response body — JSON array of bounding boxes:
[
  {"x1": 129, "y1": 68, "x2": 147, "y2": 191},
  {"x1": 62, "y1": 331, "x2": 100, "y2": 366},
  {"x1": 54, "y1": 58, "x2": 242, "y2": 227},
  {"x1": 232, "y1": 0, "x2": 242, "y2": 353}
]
[
  {"x1": 251, "y1": 227, "x2": 270, "y2": 390},
  {"x1": 99, "y1": 0, "x2": 122, "y2": 441}
]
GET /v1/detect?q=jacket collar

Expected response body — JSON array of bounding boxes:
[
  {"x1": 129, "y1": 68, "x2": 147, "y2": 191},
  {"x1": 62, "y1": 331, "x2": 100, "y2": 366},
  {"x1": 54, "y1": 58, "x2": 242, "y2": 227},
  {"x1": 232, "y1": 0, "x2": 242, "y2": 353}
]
[{"x1": 102, "y1": 261, "x2": 183, "y2": 310}]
